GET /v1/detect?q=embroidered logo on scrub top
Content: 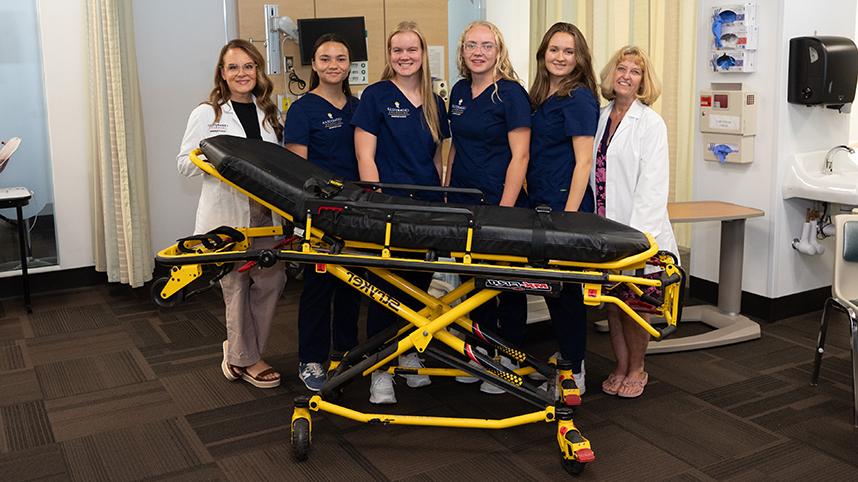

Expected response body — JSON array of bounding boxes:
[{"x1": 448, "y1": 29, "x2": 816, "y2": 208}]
[
  {"x1": 450, "y1": 97, "x2": 466, "y2": 116},
  {"x1": 208, "y1": 122, "x2": 229, "y2": 133},
  {"x1": 386, "y1": 100, "x2": 410, "y2": 119},
  {"x1": 322, "y1": 112, "x2": 343, "y2": 130}
]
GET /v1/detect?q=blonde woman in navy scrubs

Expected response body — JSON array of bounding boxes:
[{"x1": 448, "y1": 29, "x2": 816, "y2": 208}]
[
  {"x1": 284, "y1": 34, "x2": 361, "y2": 393},
  {"x1": 444, "y1": 20, "x2": 530, "y2": 394},
  {"x1": 527, "y1": 22, "x2": 599, "y2": 394},
  {"x1": 352, "y1": 20, "x2": 450, "y2": 404}
]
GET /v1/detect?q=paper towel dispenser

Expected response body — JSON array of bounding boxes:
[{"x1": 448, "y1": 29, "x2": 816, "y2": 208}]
[{"x1": 788, "y1": 36, "x2": 858, "y2": 110}]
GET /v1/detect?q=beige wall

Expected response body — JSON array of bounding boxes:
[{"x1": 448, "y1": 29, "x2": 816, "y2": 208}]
[{"x1": 236, "y1": 0, "x2": 448, "y2": 97}]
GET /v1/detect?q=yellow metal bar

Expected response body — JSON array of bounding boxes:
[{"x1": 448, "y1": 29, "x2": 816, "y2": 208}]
[
  {"x1": 599, "y1": 295, "x2": 661, "y2": 337},
  {"x1": 311, "y1": 397, "x2": 554, "y2": 429},
  {"x1": 386, "y1": 366, "x2": 537, "y2": 378}
]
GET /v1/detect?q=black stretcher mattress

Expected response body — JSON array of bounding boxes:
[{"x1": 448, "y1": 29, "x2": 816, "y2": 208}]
[{"x1": 199, "y1": 135, "x2": 652, "y2": 263}]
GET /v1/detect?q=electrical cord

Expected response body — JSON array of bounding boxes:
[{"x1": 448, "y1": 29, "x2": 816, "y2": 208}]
[{"x1": 287, "y1": 67, "x2": 307, "y2": 96}]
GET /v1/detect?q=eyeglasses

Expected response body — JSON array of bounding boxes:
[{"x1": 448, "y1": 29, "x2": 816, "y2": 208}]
[
  {"x1": 463, "y1": 42, "x2": 496, "y2": 53},
  {"x1": 224, "y1": 63, "x2": 257, "y2": 74}
]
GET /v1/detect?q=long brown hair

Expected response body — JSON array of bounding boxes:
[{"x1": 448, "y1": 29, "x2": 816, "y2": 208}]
[
  {"x1": 456, "y1": 20, "x2": 520, "y2": 102},
  {"x1": 381, "y1": 21, "x2": 442, "y2": 144},
  {"x1": 309, "y1": 33, "x2": 353, "y2": 98},
  {"x1": 206, "y1": 39, "x2": 282, "y2": 141},
  {"x1": 528, "y1": 22, "x2": 598, "y2": 109}
]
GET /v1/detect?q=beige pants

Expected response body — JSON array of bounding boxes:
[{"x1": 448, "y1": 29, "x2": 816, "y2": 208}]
[{"x1": 221, "y1": 234, "x2": 286, "y2": 367}]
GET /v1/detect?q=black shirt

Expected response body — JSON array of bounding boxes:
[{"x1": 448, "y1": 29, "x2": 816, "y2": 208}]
[{"x1": 232, "y1": 101, "x2": 262, "y2": 140}]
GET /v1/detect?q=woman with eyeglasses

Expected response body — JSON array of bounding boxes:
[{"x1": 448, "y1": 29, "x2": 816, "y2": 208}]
[
  {"x1": 445, "y1": 20, "x2": 530, "y2": 394},
  {"x1": 351, "y1": 20, "x2": 450, "y2": 405},
  {"x1": 178, "y1": 39, "x2": 285, "y2": 389},
  {"x1": 284, "y1": 34, "x2": 361, "y2": 393},
  {"x1": 527, "y1": 22, "x2": 600, "y2": 395}
]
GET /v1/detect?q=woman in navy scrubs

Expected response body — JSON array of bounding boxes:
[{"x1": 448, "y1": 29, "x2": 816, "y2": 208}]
[
  {"x1": 352, "y1": 21, "x2": 450, "y2": 404},
  {"x1": 284, "y1": 34, "x2": 361, "y2": 392},
  {"x1": 527, "y1": 22, "x2": 599, "y2": 394},
  {"x1": 445, "y1": 20, "x2": 530, "y2": 394}
]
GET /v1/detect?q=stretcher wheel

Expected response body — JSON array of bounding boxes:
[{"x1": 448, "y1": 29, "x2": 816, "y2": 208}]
[
  {"x1": 151, "y1": 277, "x2": 184, "y2": 308},
  {"x1": 561, "y1": 458, "x2": 586, "y2": 476},
  {"x1": 291, "y1": 417, "x2": 311, "y2": 461}
]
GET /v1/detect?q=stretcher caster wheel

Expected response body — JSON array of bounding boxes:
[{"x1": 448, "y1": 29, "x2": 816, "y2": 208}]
[
  {"x1": 291, "y1": 417, "x2": 311, "y2": 461},
  {"x1": 151, "y1": 277, "x2": 184, "y2": 308},
  {"x1": 561, "y1": 458, "x2": 586, "y2": 476}
]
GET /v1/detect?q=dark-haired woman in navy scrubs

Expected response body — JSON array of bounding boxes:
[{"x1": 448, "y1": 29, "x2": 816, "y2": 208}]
[
  {"x1": 352, "y1": 21, "x2": 449, "y2": 405},
  {"x1": 444, "y1": 21, "x2": 530, "y2": 394},
  {"x1": 285, "y1": 34, "x2": 361, "y2": 393},
  {"x1": 527, "y1": 23, "x2": 600, "y2": 395}
]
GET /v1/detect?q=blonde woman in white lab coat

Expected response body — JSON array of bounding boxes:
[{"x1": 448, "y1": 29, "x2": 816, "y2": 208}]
[
  {"x1": 177, "y1": 39, "x2": 285, "y2": 388},
  {"x1": 591, "y1": 45, "x2": 678, "y2": 398}
]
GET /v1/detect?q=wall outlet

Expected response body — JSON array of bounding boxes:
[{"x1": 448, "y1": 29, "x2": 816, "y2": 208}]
[{"x1": 284, "y1": 56, "x2": 294, "y2": 71}]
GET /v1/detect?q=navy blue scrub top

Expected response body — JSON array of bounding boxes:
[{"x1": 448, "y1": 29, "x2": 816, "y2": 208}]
[
  {"x1": 527, "y1": 88, "x2": 599, "y2": 213},
  {"x1": 448, "y1": 79, "x2": 531, "y2": 206},
  {"x1": 283, "y1": 92, "x2": 360, "y2": 181},
  {"x1": 351, "y1": 80, "x2": 450, "y2": 200}
]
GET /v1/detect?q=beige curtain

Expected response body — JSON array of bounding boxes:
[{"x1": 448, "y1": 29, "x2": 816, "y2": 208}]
[
  {"x1": 87, "y1": 0, "x2": 153, "y2": 287},
  {"x1": 530, "y1": 0, "x2": 697, "y2": 247}
]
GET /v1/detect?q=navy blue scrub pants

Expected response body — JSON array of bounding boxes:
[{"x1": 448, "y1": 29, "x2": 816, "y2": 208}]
[
  {"x1": 298, "y1": 266, "x2": 361, "y2": 363},
  {"x1": 366, "y1": 269, "x2": 433, "y2": 338},
  {"x1": 471, "y1": 292, "x2": 527, "y2": 348},
  {"x1": 544, "y1": 286, "x2": 587, "y2": 373}
]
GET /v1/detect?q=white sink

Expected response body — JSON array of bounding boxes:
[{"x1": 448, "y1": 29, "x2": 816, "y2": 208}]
[{"x1": 782, "y1": 149, "x2": 858, "y2": 204}]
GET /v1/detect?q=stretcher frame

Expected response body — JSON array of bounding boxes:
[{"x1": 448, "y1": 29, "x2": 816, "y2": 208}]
[{"x1": 153, "y1": 148, "x2": 685, "y2": 476}]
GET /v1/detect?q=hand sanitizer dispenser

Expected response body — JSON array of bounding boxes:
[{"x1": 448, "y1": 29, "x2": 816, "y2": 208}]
[{"x1": 788, "y1": 36, "x2": 858, "y2": 111}]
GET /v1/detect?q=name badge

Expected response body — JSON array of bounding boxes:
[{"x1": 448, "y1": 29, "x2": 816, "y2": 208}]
[{"x1": 209, "y1": 122, "x2": 229, "y2": 133}]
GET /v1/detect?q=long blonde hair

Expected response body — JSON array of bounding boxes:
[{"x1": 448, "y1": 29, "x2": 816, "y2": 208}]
[
  {"x1": 381, "y1": 21, "x2": 442, "y2": 144},
  {"x1": 528, "y1": 22, "x2": 598, "y2": 109},
  {"x1": 599, "y1": 45, "x2": 662, "y2": 105},
  {"x1": 456, "y1": 20, "x2": 520, "y2": 102},
  {"x1": 207, "y1": 39, "x2": 282, "y2": 141}
]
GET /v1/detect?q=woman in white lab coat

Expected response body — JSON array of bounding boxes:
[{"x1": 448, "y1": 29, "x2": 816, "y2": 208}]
[
  {"x1": 177, "y1": 39, "x2": 285, "y2": 388},
  {"x1": 591, "y1": 45, "x2": 678, "y2": 398}
]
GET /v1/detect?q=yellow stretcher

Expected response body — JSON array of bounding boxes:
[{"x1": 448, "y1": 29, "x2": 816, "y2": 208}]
[{"x1": 153, "y1": 136, "x2": 684, "y2": 476}]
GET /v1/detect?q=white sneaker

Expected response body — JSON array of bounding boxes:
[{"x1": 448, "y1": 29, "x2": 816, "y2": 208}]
[
  {"x1": 369, "y1": 371, "x2": 396, "y2": 404},
  {"x1": 455, "y1": 346, "x2": 488, "y2": 384},
  {"x1": 480, "y1": 356, "x2": 519, "y2": 395},
  {"x1": 574, "y1": 361, "x2": 586, "y2": 395},
  {"x1": 398, "y1": 352, "x2": 431, "y2": 388}
]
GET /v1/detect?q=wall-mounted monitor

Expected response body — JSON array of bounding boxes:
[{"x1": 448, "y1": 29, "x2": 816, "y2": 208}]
[{"x1": 297, "y1": 16, "x2": 368, "y2": 65}]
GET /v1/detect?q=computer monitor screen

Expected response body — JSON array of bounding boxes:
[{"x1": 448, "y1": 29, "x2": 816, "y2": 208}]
[{"x1": 297, "y1": 17, "x2": 368, "y2": 65}]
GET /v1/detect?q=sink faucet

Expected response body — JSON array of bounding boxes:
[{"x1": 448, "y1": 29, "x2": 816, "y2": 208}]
[{"x1": 824, "y1": 145, "x2": 855, "y2": 174}]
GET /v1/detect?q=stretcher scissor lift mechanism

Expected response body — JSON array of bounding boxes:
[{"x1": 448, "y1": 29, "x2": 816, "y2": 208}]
[{"x1": 153, "y1": 136, "x2": 685, "y2": 476}]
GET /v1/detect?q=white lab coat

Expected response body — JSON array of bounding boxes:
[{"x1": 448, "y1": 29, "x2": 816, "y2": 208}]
[
  {"x1": 178, "y1": 99, "x2": 282, "y2": 234},
  {"x1": 591, "y1": 100, "x2": 678, "y2": 259}
]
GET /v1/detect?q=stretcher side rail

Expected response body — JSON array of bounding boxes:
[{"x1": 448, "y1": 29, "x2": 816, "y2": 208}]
[{"x1": 352, "y1": 180, "x2": 486, "y2": 202}]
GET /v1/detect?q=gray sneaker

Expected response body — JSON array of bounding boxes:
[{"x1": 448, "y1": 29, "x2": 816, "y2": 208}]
[
  {"x1": 398, "y1": 352, "x2": 431, "y2": 388},
  {"x1": 298, "y1": 362, "x2": 326, "y2": 392},
  {"x1": 369, "y1": 371, "x2": 397, "y2": 404}
]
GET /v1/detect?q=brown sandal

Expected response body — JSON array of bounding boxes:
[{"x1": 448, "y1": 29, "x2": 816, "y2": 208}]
[{"x1": 239, "y1": 366, "x2": 281, "y2": 389}]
